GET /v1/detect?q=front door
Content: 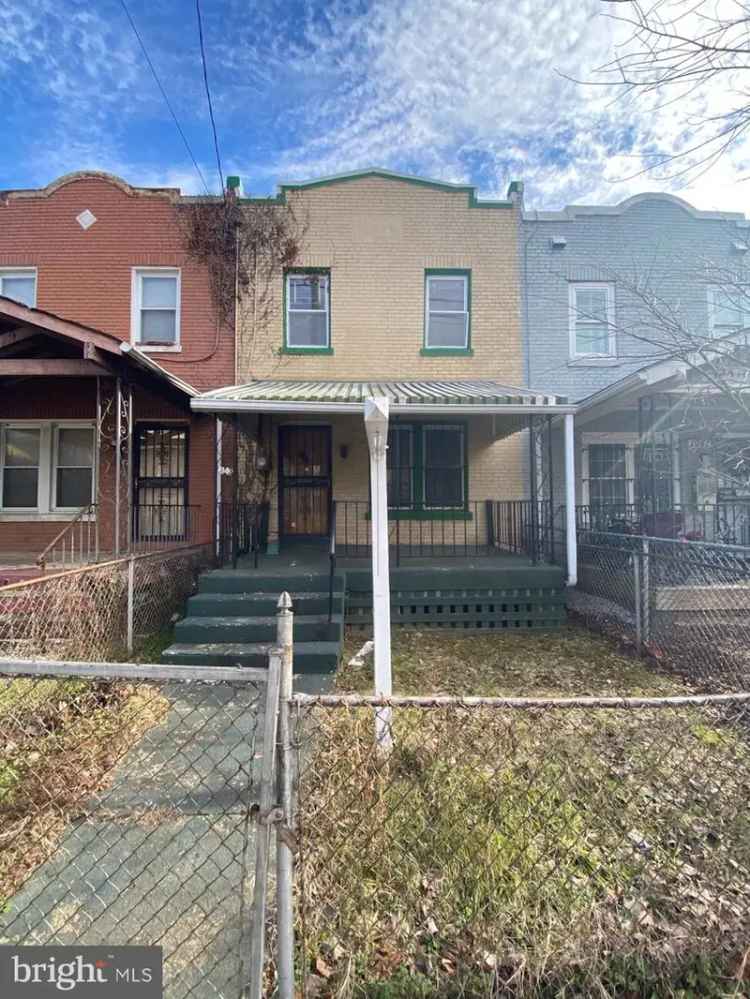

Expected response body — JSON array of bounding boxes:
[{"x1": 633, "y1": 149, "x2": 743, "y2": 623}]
[{"x1": 279, "y1": 426, "x2": 331, "y2": 537}]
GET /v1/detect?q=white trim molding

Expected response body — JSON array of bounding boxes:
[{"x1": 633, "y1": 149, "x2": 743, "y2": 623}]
[
  {"x1": 568, "y1": 281, "x2": 616, "y2": 360},
  {"x1": 0, "y1": 267, "x2": 38, "y2": 308},
  {"x1": 130, "y1": 267, "x2": 182, "y2": 352}
]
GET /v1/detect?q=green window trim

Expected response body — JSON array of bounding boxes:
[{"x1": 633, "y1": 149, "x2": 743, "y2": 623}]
[
  {"x1": 423, "y1": 268, "x2": 472, "y2": 353},
  {"x1": 280, "y1": 346, "x2": 335, "y2": 355},
  {"x1": 386, "y1": 420, "x2": 469, "y2": 514},
  {"x1": 365, "y1": 508, "x2": 473, "y2": 521},
  {"x1": 283, "y1": 267, "x2": 332, "y2": 352}
]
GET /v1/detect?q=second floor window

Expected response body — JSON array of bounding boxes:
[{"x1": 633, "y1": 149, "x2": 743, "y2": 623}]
[
  {"x1": 0, "y1": 269, "x2": 37, "y2": 308},
  {"x1": 425, "y1": 272, "x2": 470, "y2": 350},
  {"x1": 569, "y1": 283, "x2": 615, "y2": 358},
  {"x1": 286, "y1": 272, "x2": 330, "y2": 349},
  {"x1": 709, "y1": 286, "x2": 749, "y2": 337},
  {"x1": 132, "y1": 269, "x2": 180, "y2": 348}
]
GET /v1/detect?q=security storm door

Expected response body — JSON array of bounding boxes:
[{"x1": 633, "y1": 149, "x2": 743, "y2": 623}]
[
  {"x1": 279, "y1": 426, "x2": 331, "y2": 537},
  {"x1": 133, "y1": 425, "x2": 189, "y2": 540}
]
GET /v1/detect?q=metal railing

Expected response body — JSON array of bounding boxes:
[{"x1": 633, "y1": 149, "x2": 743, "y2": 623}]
[
  {"x1": 37, "y1": 503, "x2": 98, "y2": 572},
  {"x1": 131, "y1": 503, "x2": 201, "y2": 552},
  {"x1": 215, "y1": 501, "x2": 269, "y2": 568},
  {"x1": 576, "y1": 500, "x2": 750, "y2": 545},
  {"x1": 334, "y1": 499, "x2": 496, "y2": 563},
  {"x1": 328, "y1": 500, "x2": 337, "y2": 623},
  {"x1": 488, "y1": 498, "x2": 554, "y2": 563}
]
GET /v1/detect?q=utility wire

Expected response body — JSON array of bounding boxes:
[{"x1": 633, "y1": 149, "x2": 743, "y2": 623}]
[
  {"x1": 195, "y1": 0, "x2": 225, "y2": 198},
  {"x1": 118, "y1": 0, "x2": 210, "y2": 195}
]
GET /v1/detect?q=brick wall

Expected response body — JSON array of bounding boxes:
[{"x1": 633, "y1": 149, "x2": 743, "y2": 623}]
[
  {"x1": 237, "y1": 176, "x2": 524, "y2": 383},
  {"x1": 0, "y1": 172, "x2": 225, "y2": 556},
  {"x1": 0, "y1": 172, "x2": 233, "y2": 392}
]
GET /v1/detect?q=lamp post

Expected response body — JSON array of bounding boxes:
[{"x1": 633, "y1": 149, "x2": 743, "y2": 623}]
[{"x1": 364, "y1": 396, "x2": 393, "y2": 750}]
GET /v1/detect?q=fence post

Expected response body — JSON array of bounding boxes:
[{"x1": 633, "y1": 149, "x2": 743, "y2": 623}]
[
  {"x1": 276, "y1": 593, "x2": 295, "y2": 999},
  {"x1": 642, "y1": 538, "x2": 651, "y2": 646},
  {"x1": 633, "y1": 547, "x2": 642, "y2": 656},
  {"x1": 248, "y1": 646, "x2": 283, "y2": 999},
  {"x1": 126, "y1": 554, "x2": 135, "y2": 654}
]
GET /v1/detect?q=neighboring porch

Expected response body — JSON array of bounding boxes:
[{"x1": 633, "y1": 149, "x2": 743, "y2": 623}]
[
  {"x1": 573, "y1": 373, "x2": 750, "y2": 544},
  {"x1": 0, "y1": 297, "x2": 212, "y2": 580}
]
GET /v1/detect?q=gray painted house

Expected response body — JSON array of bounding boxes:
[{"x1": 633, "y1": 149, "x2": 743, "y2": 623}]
[
  {"x1": 522, "y1": 192, "x2": 750, "y2": 401},
  {"x1": 522, "y1": 193, "x2": 750, "y2": 540}
]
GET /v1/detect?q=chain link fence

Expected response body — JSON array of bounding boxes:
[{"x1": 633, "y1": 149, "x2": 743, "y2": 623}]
[
  {"x1": 288, "y1": 692, "x2": 750, "y2": 999},
  {"x1": 0, "y1": 544, "x2": 215, "y2": 661},
  {"x1": 0, "y1": 661, "x2": 262, "y2": 999},
  {"x1": 571, "y1": 531, "x2": 750, "y2": 689}
]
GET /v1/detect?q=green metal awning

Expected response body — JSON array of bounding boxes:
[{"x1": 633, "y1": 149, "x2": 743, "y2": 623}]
[{"x1": 191, "y1": 379, "x2": 571, "y2": 415}]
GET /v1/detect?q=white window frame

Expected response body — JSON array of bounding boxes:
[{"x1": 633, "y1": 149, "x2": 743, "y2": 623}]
[
  {"x1": 0, "y1": 421, "x2": 96, "y2": 520},
  {"x1": 130, "y1": 267, "x2": 181, "y2": 352},
  {"x1": 0, "y1": 267, "x2": 37, "y2": 307},
  {"x1": 51, "y1": 424, "x2": 96, "y2": 512},
  {"x1": 425, "y1": 274, "x2": 469, "y2": 350},
  {"x1": 285, "y1": 272, "x2": 330, "y2": 349},
  {"x1": 569, "y1": 282, "x2": 616, "y2": 359},
  {"x1": 707, "y1": 285, "x2": 749, "y2": 338}
]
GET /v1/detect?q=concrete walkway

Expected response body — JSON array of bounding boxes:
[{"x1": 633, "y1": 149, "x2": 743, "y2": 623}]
[{"x1": 1, "y1": 680, "x2": 263, "y2": 999}]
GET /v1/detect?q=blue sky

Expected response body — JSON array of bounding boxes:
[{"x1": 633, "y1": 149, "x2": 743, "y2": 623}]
[{"x1": 1, "y1": 0, "x2": 747, "y2": 211}]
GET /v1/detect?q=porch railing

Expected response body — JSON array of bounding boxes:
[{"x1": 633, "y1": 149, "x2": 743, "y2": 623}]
[
  {"x1": 215, "y1": 501, "x2": 270, "y2": 568},
  {"x1": 576, "y1": 501, "x2": 750, "y2": 546},
  {"x1": 488, "y1": 499, "x2": 555, "y2": 563},
  {"x1": 131, "y1": 504, "x2": 202, "y2": 553},
  {"x1": 37, "y1": 503, "x2": 99, "y2": 573},
  {"x1": 333, "y1": 499, "x2": 556, "y2": 564}
]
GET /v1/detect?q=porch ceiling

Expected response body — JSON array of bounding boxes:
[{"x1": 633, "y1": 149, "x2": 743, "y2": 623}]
[{"x1": 191, "y1": 379, "x2": 573, "y2": 420}]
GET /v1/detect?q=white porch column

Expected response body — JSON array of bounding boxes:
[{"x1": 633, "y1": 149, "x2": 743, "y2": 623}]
[
  {"x1": 564, "y1": 412, "x2": 577, "y2": 586},
  {"x1": 364, "y1": 397, "x2": 392, "y2": 748}
]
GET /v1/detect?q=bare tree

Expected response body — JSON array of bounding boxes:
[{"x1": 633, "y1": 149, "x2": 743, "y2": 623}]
[{"x1": 593, "y1": 0, "x2": 750, "y2": 180}]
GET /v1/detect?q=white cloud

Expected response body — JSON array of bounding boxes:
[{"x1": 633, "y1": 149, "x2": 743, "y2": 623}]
[{"x1": 237, "y1": 0, "x2": 750, "y2": 213}]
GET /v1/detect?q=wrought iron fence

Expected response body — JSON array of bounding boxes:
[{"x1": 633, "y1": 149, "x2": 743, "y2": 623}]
[
  {"x1": 0, "y1": 660, "x2": 261, "y2": 999},
  {"x1": 286, "y1": 692, "x2": 750, "y2": 999},
  {"x1": 488, "y1": 499, "x2": 554, "y2": 562},
  {"x1": 0, "y1": 544, "x2": 215, "y2": 661},
  {"x1": 576, "y1": 500, "x2": 750, "y2": 545},
  {"x1": 572, "y1": 531, "x2": 750, "y2": 689},
  {"x1": 215, "y1": 501, "x2": 269, "y2": 567},
  {"x1": 334, "y1": 499, "x2": 511, "y2": 562},
  {"x1": 131, "y1": 504, "x2": 202, "y2": 552}
]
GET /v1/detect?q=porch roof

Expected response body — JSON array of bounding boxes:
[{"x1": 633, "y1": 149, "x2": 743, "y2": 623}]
[
  {"x1": 0, "y1": 295, "x2": 198, "y2": 397},
  {"x1": 191, "y1": 379, "x2": 573, "y2": 417}
]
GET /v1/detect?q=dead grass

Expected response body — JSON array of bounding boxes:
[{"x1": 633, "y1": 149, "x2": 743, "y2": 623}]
[
  {"x1": 0, "y1": 678, "x2": 169, "y2": 908},
  {"x1": 340, "y1": 623, "x2": 689, "y2": 698},
  {"x1": 296, "y1": 626, "x2": 750, "y2": 997}
]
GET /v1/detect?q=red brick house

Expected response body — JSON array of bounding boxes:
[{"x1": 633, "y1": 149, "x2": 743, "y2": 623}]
[{"x1": 0, "y1": 171, "x2": 232, "y2": 579}]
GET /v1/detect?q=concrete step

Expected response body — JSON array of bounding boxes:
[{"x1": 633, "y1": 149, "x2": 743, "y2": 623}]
[
  {"x1": 187, "y1": 590, "x2": 343, "y2": 617},
  {"x1": 161, "y1": 641, "x2": 341, "y2": 673},
  {"x1": 199, "y1": 570, "x2": 345, "y2": 595},
  {"x1": 174, "y1": 614, "x2": 343, "y2": 644}
]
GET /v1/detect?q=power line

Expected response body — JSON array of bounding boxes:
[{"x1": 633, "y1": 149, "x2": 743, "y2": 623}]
[
  {"x1": 195, "y1": 0, "x2": 225, "y2": 198},
  {"x1": 118, "y1": 0, "x2": 210, "y2": 195}
]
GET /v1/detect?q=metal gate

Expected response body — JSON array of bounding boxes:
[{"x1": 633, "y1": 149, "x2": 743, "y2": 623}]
[{"x1": 278, "y1": 425, "x2": 331, "y2": 537}]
